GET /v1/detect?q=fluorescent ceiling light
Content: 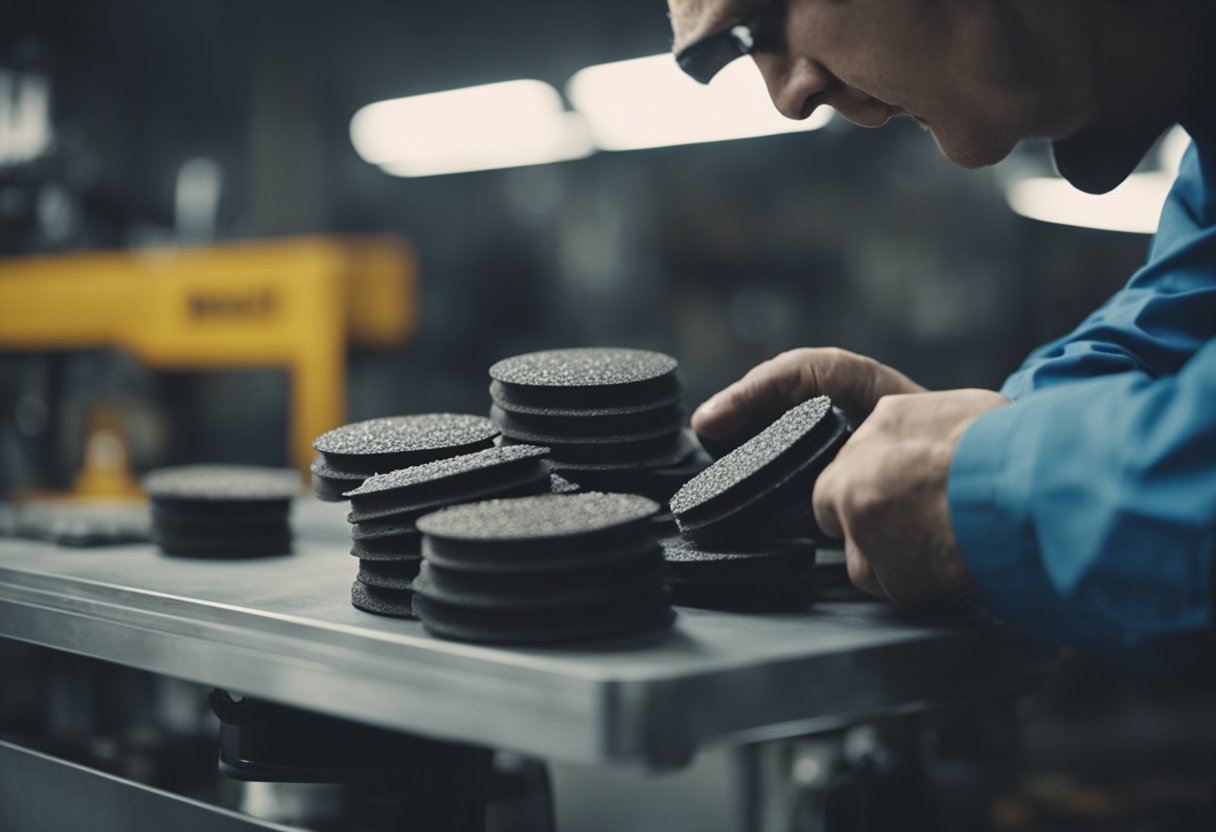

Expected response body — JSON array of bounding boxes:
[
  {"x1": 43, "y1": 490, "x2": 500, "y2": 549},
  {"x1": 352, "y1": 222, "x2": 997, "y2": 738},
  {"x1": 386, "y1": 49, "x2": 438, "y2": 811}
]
[
  {"x1": 351, "y1": 80, "x2": 593, "y2": 177},
  {"x1": 0, "y1": 70, "x2": 53, "y2": 166},
  {"x1": 1006, "y1": 172, "x2": 1174, "y2": 235},
  {"x1": 567, "y1": 54, "x2": 833, "y2": 151},
  {"x1": 1157, "y1": 125, "x2": 1191, "y2": 174}
]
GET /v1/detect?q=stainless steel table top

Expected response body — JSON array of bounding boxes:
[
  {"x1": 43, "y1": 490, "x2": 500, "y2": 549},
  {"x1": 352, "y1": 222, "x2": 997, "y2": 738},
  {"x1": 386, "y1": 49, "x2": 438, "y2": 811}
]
[{"x1": 0, "y1": 501, "x2": 1055, "y2": 768}]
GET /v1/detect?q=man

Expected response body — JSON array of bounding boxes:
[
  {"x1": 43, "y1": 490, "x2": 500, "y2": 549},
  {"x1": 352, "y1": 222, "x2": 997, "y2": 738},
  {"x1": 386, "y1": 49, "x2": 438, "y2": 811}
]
[{"x1": 668, "y1": 0, "x2": 1216, "y2": 681}]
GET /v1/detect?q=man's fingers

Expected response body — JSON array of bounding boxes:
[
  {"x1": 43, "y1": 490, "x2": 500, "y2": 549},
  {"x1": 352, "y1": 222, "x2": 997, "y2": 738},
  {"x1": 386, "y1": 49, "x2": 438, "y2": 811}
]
[
  {"x1": 692, "y1": 348, "x2": 926, "y2": 441},
  {"x1": 844, "y1": 540, "x2": 885, "y2": 597},
  {"x1": 811, "y1": 457, "x2": 845, "y2": 540},
  {"x1": 692, "y1": 348, "x2": 841, "y2": 440},
  {"x1": 816, "y1": 453, "x2": 883, "y2": 598},
  {"x1": 691, "y1": 355, "x2": 799, "y2": 440}
]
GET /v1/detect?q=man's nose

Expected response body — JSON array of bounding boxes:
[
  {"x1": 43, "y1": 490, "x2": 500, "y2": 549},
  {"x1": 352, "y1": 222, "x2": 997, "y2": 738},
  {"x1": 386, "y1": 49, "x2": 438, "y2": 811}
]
[{"x1": 752, "y1": 53, "x2": 831, "y2": 120}]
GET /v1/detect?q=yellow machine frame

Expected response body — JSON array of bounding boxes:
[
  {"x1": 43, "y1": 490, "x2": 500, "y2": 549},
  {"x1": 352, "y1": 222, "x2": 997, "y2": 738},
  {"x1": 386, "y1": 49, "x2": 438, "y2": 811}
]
[{"x1": 0, "y1": 235, "x2": 417, "y2": 472}]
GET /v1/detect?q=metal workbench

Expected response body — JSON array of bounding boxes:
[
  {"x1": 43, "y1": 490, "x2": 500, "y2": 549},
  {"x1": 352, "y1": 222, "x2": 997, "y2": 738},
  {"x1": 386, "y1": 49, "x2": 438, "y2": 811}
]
[{"x1": 0, "y1": 501, "x2": 1056, "y2": 770}]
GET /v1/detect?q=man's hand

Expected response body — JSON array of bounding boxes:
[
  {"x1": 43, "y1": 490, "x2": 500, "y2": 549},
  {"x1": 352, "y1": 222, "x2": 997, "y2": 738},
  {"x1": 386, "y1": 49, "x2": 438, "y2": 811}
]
[
  {"x1": 691, "y1": 348, "x2": 926, "y2": 440},
  {"x1": 812, "y1": 389, "x2": 1011, "y2": 606}
]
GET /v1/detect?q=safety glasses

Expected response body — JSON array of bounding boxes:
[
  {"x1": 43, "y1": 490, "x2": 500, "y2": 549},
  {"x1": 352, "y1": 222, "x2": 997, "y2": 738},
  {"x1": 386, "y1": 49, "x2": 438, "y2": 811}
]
[{"x1": 674, "y1": 15, "x2": 759, "y2": 84}]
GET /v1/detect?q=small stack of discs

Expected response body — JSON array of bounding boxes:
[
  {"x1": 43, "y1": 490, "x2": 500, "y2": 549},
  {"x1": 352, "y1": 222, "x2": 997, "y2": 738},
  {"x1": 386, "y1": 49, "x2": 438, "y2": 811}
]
[
  {"x1": 310, "y1": 414, "x2": 499, "y2": 502},
  {"x1": 661, "y1": 397, "x2": 850, "y2": 611},
  {"x1": 412, "y1": 492, "x2": 673, "y2": 645},
  {"x1": 661, "y1": 537, "x2": 816, "y2": 611},
  {"x1": 144, "y1": 465, "x2": 301, "y2": 558},
  {"x1": 669, "y1": 397, "x2": 849, "y2": 545},
  {"x1": 345, "y1": 444, "x2": 553, "y2": 619},
  {"x1": 488, "y1": 348, "x2": 698, "y2": 500}
]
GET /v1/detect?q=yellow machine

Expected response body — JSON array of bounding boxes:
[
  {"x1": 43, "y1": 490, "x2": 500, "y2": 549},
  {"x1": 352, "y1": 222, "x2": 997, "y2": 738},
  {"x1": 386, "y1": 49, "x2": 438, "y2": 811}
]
[{"x1": 0, "y1": 236, "x2": 417, "y2": 484}]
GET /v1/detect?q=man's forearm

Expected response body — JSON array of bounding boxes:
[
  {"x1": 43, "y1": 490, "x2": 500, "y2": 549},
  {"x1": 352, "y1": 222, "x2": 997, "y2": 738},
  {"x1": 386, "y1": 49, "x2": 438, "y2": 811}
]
[{"x1": 951, "y1": 337, "x2": 1216, "y2": 676}]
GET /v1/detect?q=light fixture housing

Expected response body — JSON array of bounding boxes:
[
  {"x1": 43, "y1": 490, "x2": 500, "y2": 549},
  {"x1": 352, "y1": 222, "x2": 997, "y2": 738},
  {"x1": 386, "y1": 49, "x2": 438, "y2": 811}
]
[{"x1": 350, "y1": 80, "x2": 594, "y2": 177}]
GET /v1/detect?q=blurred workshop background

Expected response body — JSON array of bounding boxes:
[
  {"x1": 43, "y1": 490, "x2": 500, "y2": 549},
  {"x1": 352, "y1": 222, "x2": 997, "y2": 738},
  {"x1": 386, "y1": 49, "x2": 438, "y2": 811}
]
[{"x1": 0, "y1": 2, "x2": 1212, "y2": 831}]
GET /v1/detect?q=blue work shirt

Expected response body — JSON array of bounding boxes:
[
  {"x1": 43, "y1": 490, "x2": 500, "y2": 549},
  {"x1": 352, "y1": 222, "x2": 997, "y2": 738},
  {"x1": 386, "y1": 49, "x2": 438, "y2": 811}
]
[{"x1": 949, "y1": 130, "x2": 1216, "y2": 682}]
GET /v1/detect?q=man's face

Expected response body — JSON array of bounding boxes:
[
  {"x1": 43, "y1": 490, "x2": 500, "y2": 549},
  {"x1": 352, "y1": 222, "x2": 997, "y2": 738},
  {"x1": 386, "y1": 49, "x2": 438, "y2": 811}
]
[{"x1": 669, "y1": 0, "x2": 1095, "y2": 169}]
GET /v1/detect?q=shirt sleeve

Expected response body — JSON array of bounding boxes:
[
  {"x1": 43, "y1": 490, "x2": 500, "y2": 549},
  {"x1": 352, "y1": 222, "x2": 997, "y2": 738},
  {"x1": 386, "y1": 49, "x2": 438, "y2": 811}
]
[
  {"x1": 950, "y1": 341, "x2": 1216, "y2": 681},
  {"x1": 948, "y1": 139, "x2": 1216, "y2": 681},
  {"x1": 1001, "y1": 142, "x2": 1216, "y2": 399}
]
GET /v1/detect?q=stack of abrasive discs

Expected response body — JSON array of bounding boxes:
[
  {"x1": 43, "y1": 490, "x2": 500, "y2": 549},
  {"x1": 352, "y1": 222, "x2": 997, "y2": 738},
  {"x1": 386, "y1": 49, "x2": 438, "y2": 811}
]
[
  {"x1": 310, "y1": 414, "x2": 499, "y2": 502},
  {"x1": 345, "y1": 444, "x2": 553, "y2": 619},
  {"x1": 144, "y1": 465, "x2": 301, "y2": 558},
  {"x1": 661, "y1": 537, "x2": 816, "y2": 611},
  {"x1": 488, "y1": 348, "x2": 703, "y2": 500},
  {"x1": 412, "y1": 492, "x2": 673, "y2": 644},
  {"x1": 662, "y1": 397, "x2": 850, "y2": 610},
  {"x1": 670, "y1": 397, "x2": 848, "y2": 544}
]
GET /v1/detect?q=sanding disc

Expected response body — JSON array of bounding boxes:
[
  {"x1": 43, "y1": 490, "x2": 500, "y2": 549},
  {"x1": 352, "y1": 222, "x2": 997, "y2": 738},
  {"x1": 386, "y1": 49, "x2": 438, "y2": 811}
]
[
  {"x1": 350, "y1": 519, "x2": 421, "y2": 541},
  {"x1": 342, "y1": 454, "x2": 554, "y2": 572},
  {"x1": 418, "y1": 492, "x2": 658, "y2": 544},
  {"x1": 489, "y1": 403, "x2": 684, "y2": 440},
  {"x1": 145, "y1": 465, "x2": 301, "y2": 503},
  {"x1": 345, "y1": 468, "x2": 553, "y2": 525},
  {"x1": 350, "y1": 580, "x2": 416, "y2": 618},
  {"x1": 546, "y1": 431, "x2": 697, "y2": 477},
  {"x1": 356, "y1": 558, "x2": 422, "y2": 591},
  {"x1": 312, "y1": 475, "x2": 357, "y2": 503},
  {"x1": 501, "y1": 430, "x2": 684, "y2": 465},
  {"x1": 145, "y1": 465, "x2": 299, "y2": 519},
  {"x1": 421, "y1": 530, "x2": 657, "y2": 573},
  {"x1": 345, "y1": 444, "x2": 549, "y2": 501},
  {"x1": 153, "y1": 530, "x2": 293, "y2": 559},
  {"x1": 349, "y1": 534, "x2": 424, "y2": 561},
  {"x1": 150, "y1": 505, "x2": 289, "y2": 535},
  {"x1": 310, "y1": 456, "x2": 366, "y2": 503},
  {"x1": 490, "y1": 380, "x2": 683, "y2": 418},
  {"x1": 670, "y1": 398, "x2": 849, "y2": 543},
  {"x1": 312, "y1": 414, "x2": 499, "y2": 477},
  {"x1": 344, "y1": 445, "x2": 550, "y2": 519},
  {"x1": 416, "y1": 493, "x2": 659, "y2": 573},
  {"x1": 662, "y1": 537, "x2": 816, "y2": 581},
  {"x1": 559, "y1": 443, "x2": 710, "y2": 503},
  {"x1": 412, "y1": 590, "x2": 674, "y2": 646},
  {"x1": 489, "y1": 348, "x2": 681, "y2": 411},
  {"x1": 661, "y1": 539, "x2": 816, "y2": 610},
  {"x1": 411, "y1": 552, "x2": 663, "y2": 610}
]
